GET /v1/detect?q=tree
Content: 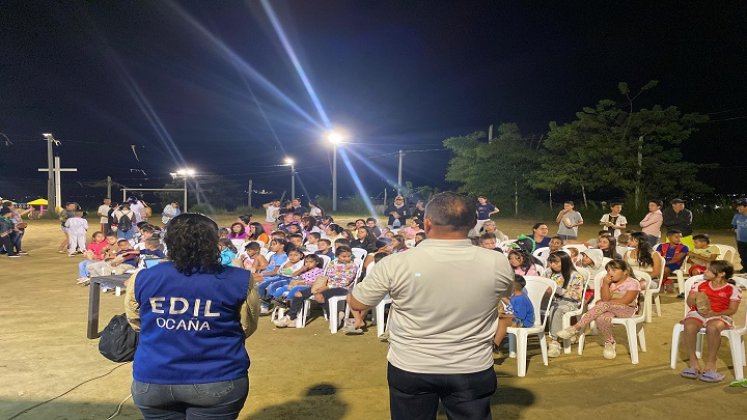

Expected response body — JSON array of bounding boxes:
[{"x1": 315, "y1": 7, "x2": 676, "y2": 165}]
[
  {"x1": 444, "y1": 123, "x2": 535, "y2": 215},
  {"x1": 531, "y1": 81, "x2": 710, "y2": 208}
]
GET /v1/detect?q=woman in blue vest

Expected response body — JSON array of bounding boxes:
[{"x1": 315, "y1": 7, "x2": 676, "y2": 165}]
[{"x1": 125, "y1": 213, "x2": 259, "y2": 419}]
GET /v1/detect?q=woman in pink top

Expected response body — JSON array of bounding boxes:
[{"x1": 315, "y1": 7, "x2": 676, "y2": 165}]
[
  {"x1": 639, "y1": 199, "x2": 663, "y2": 247},
  {"x1": 555, "y1": 260, "x2": 641, "y2": 360}
]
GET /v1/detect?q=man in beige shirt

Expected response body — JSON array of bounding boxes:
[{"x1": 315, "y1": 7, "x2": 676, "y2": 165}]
[{"x1": 349, "y1": 192, "x2": 514, "y2": 420}]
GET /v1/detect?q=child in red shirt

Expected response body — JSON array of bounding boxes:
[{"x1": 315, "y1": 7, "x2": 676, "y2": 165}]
[{"x1": 680, "y1": 261, "x2": 741, "y2": 382}]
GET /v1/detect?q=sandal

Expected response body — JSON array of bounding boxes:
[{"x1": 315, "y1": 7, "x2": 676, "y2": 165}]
[
  {"x1": 729, "y1": 379, "x2": 747, "y2": 388},
  {"x1": 698, "y1": 370, "x2": 725, "y2": 383},
  {"x1": 341, "y1": 324, "x2": 364, "y2": 335},
  {"x1": 680, "y1": 367, "x2": 699, "y2": 379}
]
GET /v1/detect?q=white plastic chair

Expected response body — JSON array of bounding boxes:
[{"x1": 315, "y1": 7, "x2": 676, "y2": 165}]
[
  {"x1": 351, "y1": 248, "x2": 368, "y2": 266},
  {"x1": 577, "y1": 272, "x2": 651, "y2": 364},
  {"x1": 532, "y1": 264, "x2": 546, "y2": 277},
  {"x1": 646, "y1": 253, "x2": 666, "y2": 323},
  {"x1": 713, "y1": 244, "x2": 737, "y2": 266},
  {"x1": 506, "y1": 276, "x2": 557, "y2": 377},
  {"x1": 318, "y1": 254, "x2": 331, "y2": 270},
  {"x1": 533, "y1": 248, "x2": 551, "y2": 265},
  {"x1": 669, "y1": 276, "x2": 747, "y2": 380},
  {"x1": 560, "y1": 269, "x2": 593, "y2": 354}
]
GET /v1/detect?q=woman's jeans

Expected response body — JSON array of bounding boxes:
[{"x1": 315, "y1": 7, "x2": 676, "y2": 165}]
[{"x1": 132, "y1": 376, "x2": 249, "y2": 420}]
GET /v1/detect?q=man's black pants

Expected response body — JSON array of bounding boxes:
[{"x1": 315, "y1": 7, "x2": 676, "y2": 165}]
[{"x1": 387, "y1": 363, "x2": 496, "y2": 420}]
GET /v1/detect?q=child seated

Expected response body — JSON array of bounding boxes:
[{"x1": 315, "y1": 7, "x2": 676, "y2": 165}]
[
  {"x1": 77, "y1": 232, "x2": 109, "y2": 284},
  {"x1": 258, "y1": 247, "x2": 304, "y2": 310},
  {"x1": 218, "y1": 238, "x2": 238, "y2": 266},
  {"x1": 556, "y1": 260, "x2": 641, "y2": 360},
  {"x1": 493, "y1": 275, "x2": 535, "y2": 355},
  {"x1": 305, "y1": 232, "x2": 321, "y2": 253},
  {"x1": 545, "y1": 251, "x2": 585, "y2": 357},
  {"x1": 656, "y1": 229, "x2": 690, "y2": 279},
  {"x1": 138, "y1": 238, "x2": 166, "y2": 263},
  {"x1": 508, "y1": 249, "x2": 538, "y2": 276},
  {"x1": 402, "y1": 218, "x2": 423, "y2": 240},
  {"x1": 272, "y1": 254, "x2": 326, "y2": 317},
  {"x1": 86, "y1": 239, "x2": 139, "y2": 277},
  {"x1": 315, "y1": 238, "x2": 334, "y2": 259},
  {"x1": 239, "y1": 242, "x2": 268, "y2": 273},
  {"x1": 414, "y1": 232, "x2": 427, "y2": 246},
  {"x1": 679, "y1": 261, "x2": 741, "y2": 383},
  {"x1": 687, "y1": 234, "x2": 720, "y2": 276},
  {"x1": 548, "y1": 236, "x2": 564, "y2": 253},
  {"x1": 479, "y1": 233, "x2": 499, "y2": 251}
]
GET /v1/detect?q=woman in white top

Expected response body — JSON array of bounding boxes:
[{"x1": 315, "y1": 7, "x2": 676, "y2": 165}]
[
  {"x1": 308, "y1": 201, "x2": 324, "y2": 218},
  {"x1": 623, "y1": 231, "x2": 662, "y2": 287}
]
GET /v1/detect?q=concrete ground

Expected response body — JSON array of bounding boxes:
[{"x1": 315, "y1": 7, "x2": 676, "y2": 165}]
[{"x1": 1, "y1": 218, "x2": 746, "y2": 419}]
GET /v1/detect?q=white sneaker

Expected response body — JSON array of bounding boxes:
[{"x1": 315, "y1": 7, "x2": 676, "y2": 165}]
[
  {"x1": 603, "y1": 342, "x2": 617, "y2": 359},
  {"x1": 548, "y1": 340, "x2": 561, "y2": 358},
  {"x1": 260, "y1": 305, "x2": 270, "y2": 315},
  {"x1": 555, "y1": 327, "x2": 578, "y2": 340}
]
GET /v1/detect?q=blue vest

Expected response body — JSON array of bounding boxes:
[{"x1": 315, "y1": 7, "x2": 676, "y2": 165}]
[{"x1": 133, "y1": 262, "x2": 251, "y2": 384}]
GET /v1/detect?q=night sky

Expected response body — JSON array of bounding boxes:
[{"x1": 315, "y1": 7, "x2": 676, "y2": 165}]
[{"x1": 1, "y1": 1, "x2": 745, "y2": 207}]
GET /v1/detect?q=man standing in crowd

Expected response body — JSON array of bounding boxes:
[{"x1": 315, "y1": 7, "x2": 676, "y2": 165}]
[
  {"x1": 161, "y1": 201, "x2": 181, "y2": 225},
  {"x1": 732, "y1": 198, "x2": 747, "y2": 273},
  {"x1": 555, "y1": 201, "x2": 584, "y2": 241},
  {"x1": 663, "y1": 198, "x2": 694, "y2": 250},
  {"x1": 0, "y1": 207, "x2": 20, "y2": 258},
  {"x1": 97, "y1": 198, "x2": 112, "y2": 234},
  {"x1": 475, "y1": 195, "x2": 500, "y2": 234},
  {"x1": 349, "y1": 192, "x2": 513, "y2": 419},
  {"x1": 640, "y1": 199, "x2": 664, "y2": 246},
  {"x1": 385, "y1": 196, "x2": 409, "y2": 230}
]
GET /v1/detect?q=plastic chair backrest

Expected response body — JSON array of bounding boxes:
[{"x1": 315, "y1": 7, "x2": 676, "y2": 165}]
[
  {"x1": 650, "y1": 252, "x2": 666, "y2": 290},
  {"x1": 601, "y1": 257, "x2": 612, "y2": 267},
  {"x1": 318, "y1": 254, "x2": 331, "y2": 270},
  {"x1": 713, "y1": 244, "x2": 737, "y2": 265},
  {"x1": 632, "y1": 271, "x2": 652, "y2": 321},
  {"x1": 731, "y1": 277, "x2": 747, "y2": 329},
  {"x1": 533, "y1": 248, "x2": 551, "y2": 260},
  {"x1": 532, "y1": 264, "x2": 546, "y2": 277},
  {"x1": 523, "y1": 276, "x2": 558, "y2": 328},
  {"x1": 352, "y1": 248, "x2": 368, "y2": 266}
]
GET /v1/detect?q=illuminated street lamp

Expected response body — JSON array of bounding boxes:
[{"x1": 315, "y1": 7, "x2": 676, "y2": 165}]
[
  {"x1": 325, "y1": 130, "x2": 346, "y2": 211},
  {"x1": 284, "y1": 157, "x2": 295, "y2": 200},
  {"x1": 170, "y1": 167, "x2": 196, "y2": 212}
]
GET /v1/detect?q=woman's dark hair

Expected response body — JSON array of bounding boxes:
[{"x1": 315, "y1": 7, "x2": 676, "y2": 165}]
[
  {"x1": 248, "y1": 222, "x2": 265, "y2": 239},
  {"x1": 228, "y1": 222, "x2": 245, "y2": 238},
  {"x1": 531, "y1": 222, "x2": 548, "y2": 233},
  {"x1": 373, "y1": 251, "x2": 390, "y2": 263},
  {"x1": 165, "y1": 214, "x2": 222, "y2": 275},
  {"x1": 391, "y1": 234, "x2": 407, "y2": 251},
  {"x1": 508, "y1": 249, "x2": 533, "y2": 274},
  {"x1": 219, "y1": 238, "x2": 238, "y2": 253},
  {"x1": 302, "y1": 216, "x2": 317, "y2": 232},
  {"x1": 341, "y1": 229, "x2": 353, "y2": 239},
  {"x1": 598, "y1": 235, "x2": 618, "y2": 259},
  {"x1": 238, "y1": 215, "x2": 251, "y2": 225},
  {"x1": 304, "y1": 253, "x2": 324, "y2": 268},
  {"x1": 547, "y1": 251, "x2": 577, "y2": 288},
  {"x1": 327, "y1": 223, "x2": 343, "y2": 235},
  {"x1": 630, "y1": 231, "x2": 654, "y2": 267},
  {"x1": 353, "y1": 227, "x2": 377, "y2": 252},
  {"x1": 335, "y1": 245, "x2": 353, "y2": 258}
]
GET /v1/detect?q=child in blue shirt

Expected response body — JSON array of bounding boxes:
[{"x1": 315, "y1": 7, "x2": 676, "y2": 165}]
[{"x1": 493, "y1": 275, "x2": 535, "y2": 354}]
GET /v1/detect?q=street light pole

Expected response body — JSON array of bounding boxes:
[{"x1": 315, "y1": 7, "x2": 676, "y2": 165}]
[
  {"x1": 397, "y1": 149, "x2": 404, "y2": 196},
  {"x1": 290, "y1": 161, "x2": 296, "y2": 200},
  {"x1": 183, "y1": 177, "x2": 188, "y2": 212},
  {"x1": 172, "y1": 168, "x2": 195, "y2": 212},
  {"x1": 332, "y1": 144, "x2": 337, "y2": 212}
]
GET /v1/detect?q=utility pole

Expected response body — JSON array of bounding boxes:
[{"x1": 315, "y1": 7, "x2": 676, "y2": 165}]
[
  {"x1": 635, "y1": 135, "x2": 644, "y2": 210},
  {"x1": 43, "y1": 133, "x2": 56, "y2": 211},
  {"x1": 248, "y1": 179, "x2": 253, "y2": 208},
  {"x1": 332, "y1": 144, "x2": 338, "y2": 212},
  {"x1": 106, "y1": 176, "x2": 112, "y2": 198},
  {"x1": 38, "y1": 156, "x2": 76, "y2": 210},
  {"x1": 397, "y1": 149, "x2": 404, "y2": 196}
]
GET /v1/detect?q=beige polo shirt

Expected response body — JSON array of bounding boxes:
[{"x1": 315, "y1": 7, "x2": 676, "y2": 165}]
[{"x1": 353, "y1": 238, "x2": 513, "y2": 374}]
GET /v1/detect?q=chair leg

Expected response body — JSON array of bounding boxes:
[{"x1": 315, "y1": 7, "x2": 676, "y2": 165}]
[
  {"x1": 695, "y1": 332, "x2": 703, "y2": 359},
  {"x1": 654, "y1": 294, "x2": 662, "y2": 318},
  {"x1": 670, "y1": 326, "x2": 681, "y2": 369},
  {"x1": 508, "y1": 334, "x2": 516, "y2": 358},
  {"x1": 538, "y1": 333, "x2": 549, "y2": 366},
  {"x1": 517, "y1": 332, "x2": 528, "y2": 377},
  {"x1": 577, "y1": 333, "x2": 586, "y2": 356},
  {"x1": 676, "y1": 272, "x2": 685, "y2": 296},
  {"x1": 637, "y1": 326, "x2": 647, "y2": 352},
  {"x1": 645, "y1": 294, "x2": 653, "y2": 324},
  {"x1": 376, "y1": 303, "x2": 386, "y2": 337},
  {"x1": 626, "y1": 324, "x2": 639, "y2": 364},
  {"x1": 329, "y1": 301, "x2": 339, "y2": 334},
  {"x1": 728, "y1": 335, "x2": 744, "y2": 380}
]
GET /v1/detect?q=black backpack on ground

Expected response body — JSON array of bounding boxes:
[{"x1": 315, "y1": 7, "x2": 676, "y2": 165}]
[
  {"x1": 118, "y1": 212, "x2": 133, "y2": 232},
  {"x1": 99, "y1": 314, "x2": 138, "y2": 362}
]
